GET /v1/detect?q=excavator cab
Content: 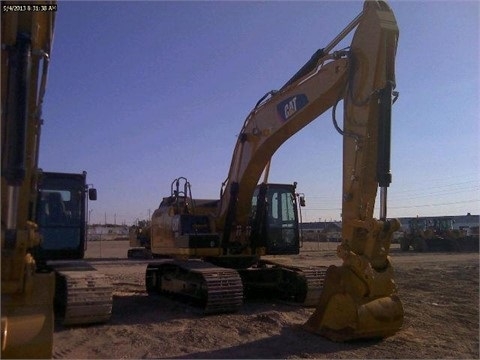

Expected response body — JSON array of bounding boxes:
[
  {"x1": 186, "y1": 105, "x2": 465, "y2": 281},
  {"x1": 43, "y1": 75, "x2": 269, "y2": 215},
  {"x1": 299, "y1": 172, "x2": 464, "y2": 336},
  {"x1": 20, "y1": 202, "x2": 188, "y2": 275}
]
[
  {"x1": 250, "y1": 183, "x2": 300, "y2": 255},
  {"x1": 34, "y1": 171, "x2": 96, "y2": 261}
]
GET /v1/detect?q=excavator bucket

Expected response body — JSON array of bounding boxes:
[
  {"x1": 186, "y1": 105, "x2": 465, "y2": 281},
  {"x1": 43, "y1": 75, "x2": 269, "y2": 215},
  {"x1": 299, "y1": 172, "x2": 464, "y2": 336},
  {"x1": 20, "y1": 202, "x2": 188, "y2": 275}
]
[
  {"x1": 304, "y1": 263, "x2": 403, "y2": 341},
  {"x1": 1, "y1": 271, "x2": 55, "y2": 359}
]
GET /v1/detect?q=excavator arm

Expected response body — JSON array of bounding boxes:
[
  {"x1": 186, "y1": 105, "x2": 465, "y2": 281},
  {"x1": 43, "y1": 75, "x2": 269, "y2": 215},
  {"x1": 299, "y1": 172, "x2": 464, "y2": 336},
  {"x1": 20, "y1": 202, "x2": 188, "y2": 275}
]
[
  {"x1": 218, "y1": 0, "x2": 403, "y2": 340},
  {"x1": 1, "y1": 2, "x2": 57, "y2": 358},
  {"x1": 303, "y1": 0, "x2": 403, "y2": 341}
]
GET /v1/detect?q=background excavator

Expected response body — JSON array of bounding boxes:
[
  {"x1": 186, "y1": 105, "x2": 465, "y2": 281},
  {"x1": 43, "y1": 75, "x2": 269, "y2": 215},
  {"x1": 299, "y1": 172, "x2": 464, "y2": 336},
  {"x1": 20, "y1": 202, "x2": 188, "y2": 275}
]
[
  {"x1": 2, "y1": 3, "x2": 111, "y2": 358},
  {"x1": 130, "y1": 0, "x2": 403, "y2": 341},
  {"x1": 400, "y1": 217, "x2": 479, "y2": 252}
]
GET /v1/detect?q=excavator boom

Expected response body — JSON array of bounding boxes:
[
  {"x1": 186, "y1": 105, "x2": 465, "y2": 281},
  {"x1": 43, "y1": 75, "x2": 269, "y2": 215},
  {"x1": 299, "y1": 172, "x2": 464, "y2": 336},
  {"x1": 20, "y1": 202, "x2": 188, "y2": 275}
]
[{"x1": 218, "y1": 57, "x2": 349, "y2": 236}]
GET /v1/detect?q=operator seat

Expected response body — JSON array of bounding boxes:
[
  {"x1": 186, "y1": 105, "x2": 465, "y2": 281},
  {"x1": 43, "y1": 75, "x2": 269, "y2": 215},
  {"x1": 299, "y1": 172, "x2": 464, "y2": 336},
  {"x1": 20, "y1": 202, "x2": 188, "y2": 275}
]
[{"x1": 46, "y1": 192, "x2": 67, "y2": 224}]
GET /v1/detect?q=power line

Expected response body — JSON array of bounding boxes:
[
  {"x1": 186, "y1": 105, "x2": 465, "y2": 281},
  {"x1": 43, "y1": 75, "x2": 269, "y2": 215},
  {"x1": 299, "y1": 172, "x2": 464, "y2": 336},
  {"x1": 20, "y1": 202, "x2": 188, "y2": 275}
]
[
  {"x1": 389, "y1": 199, "x2": 479, "y2": 209},
  {"x1": 302, "y1": 176, "x2": 479, "y2": 205},
  {"x1": 303, "y1": 199, "x2": 479, "y2": 212}
]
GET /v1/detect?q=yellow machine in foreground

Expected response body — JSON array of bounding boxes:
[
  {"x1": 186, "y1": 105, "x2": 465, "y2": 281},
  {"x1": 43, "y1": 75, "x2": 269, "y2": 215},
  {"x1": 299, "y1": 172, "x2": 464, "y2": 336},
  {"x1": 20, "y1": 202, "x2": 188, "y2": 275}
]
[
  {"x1": 131, "y1": 0, "x2": 403, "y2": 341},
  {"x1": 1, "y1": 3, "x2": 57, "y2": 358},
  {"x1": 2, "y1": 3, "x2": 112, "y2": 358}
]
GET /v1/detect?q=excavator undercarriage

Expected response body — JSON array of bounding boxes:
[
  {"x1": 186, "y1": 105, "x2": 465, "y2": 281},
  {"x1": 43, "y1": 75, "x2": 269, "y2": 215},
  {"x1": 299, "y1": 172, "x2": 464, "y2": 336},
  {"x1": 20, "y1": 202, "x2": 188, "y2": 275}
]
[
  {"x1": 146, "y1": 260, "x2": 244, "y2": 313},
  {"x1": 49, "y1": 261, "x2": 113, "y2": 325},
  {"x1": 238, "y1": 259, "x2": 327, "y2": 306},
  {"x1": 144, "y1": 258, "x2": 328, "y2": 313}
]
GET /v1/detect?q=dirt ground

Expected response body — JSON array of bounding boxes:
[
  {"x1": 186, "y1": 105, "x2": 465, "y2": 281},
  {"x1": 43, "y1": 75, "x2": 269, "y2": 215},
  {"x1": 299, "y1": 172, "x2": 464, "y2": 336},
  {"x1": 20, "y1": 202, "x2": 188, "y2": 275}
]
[{"x1": 52, "y1": 240, "x2": 479, "y2": 359}]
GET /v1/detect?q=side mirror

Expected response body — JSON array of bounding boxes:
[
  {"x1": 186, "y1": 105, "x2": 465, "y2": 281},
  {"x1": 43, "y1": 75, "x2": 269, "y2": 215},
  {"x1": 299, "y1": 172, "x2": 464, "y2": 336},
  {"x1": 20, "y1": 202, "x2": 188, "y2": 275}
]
[
  {"x1": 89, "y1": 188, "x2": 97, "y2": 201},
  {"x1": 299, "y1": 195, "x2": 306, "y2": 207}
]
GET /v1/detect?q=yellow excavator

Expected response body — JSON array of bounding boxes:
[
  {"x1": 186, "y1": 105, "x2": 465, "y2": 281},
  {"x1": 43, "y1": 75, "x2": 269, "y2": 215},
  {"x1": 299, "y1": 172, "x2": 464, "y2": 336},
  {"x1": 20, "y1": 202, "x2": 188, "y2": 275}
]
[
  {"x1": 2, "y1": 3, "x2": 112, "y2": 358},
  {"x1": 130, "y1": 0, "x2": 403, "y2": 341},
  {"x1": 1, "y1": 2, "x2": 57, "y2": 358}
]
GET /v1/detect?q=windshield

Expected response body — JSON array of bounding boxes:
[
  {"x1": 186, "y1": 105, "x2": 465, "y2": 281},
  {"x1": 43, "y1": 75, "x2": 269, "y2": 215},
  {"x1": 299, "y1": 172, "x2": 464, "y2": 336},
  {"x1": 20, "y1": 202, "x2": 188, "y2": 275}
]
[
  {"x1": 38, "y1": 188, "x2": 82, "y2": 227},
  {"x1": 36, "y1": 174, "x2": 85, "y2": 251}
]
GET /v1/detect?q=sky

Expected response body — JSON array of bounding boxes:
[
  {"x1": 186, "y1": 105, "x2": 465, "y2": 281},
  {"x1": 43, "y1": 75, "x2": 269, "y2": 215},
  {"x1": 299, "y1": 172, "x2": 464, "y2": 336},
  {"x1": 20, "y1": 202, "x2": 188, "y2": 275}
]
[{"x1": 39, "y1": 0, "x2": 480, "y2": 225}]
